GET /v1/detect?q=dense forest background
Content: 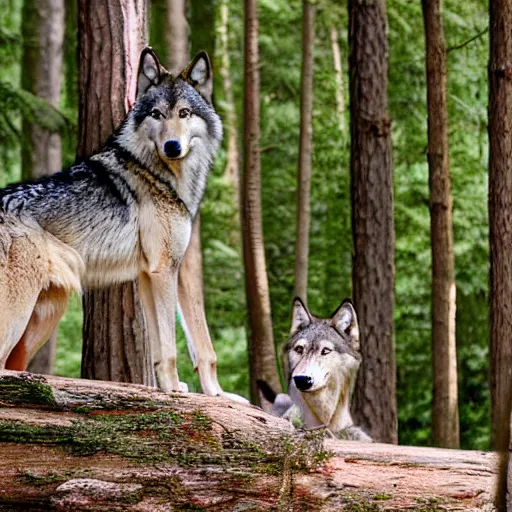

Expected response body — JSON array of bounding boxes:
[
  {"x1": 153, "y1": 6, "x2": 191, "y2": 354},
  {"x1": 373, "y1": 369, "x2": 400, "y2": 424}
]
[{"x1": 0, "y1": 0, "x2": 490, "y2": 449}]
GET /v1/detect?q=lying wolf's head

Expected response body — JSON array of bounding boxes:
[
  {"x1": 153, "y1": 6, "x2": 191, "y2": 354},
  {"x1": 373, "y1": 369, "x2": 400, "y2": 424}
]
[
  {"x1": 286, "y1": 298, "x2": 360, "y2": 395},
  {"x1": 258, "y1": 298, "x2": 367, "y2": 436},
  {"x1": 115, "y1": 48, "x2": 222, "y2": 195}
]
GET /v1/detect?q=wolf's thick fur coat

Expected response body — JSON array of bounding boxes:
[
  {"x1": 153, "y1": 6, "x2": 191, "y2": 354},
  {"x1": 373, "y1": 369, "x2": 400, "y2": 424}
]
[
  {"x1": 0, "y1": 48, "x2": 224, "y2": 395},
  {"x1": 259, "y1": 298, "x2": 372, "y2": 442}
]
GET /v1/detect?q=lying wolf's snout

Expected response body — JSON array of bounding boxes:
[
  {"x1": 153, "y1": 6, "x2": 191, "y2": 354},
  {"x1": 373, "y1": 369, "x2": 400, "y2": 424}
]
[
  {"x1": 164, "y1": 140, "x2": 182, "y2": 158},
  {"x1": 293, "y1": 375, "x2": 313, "y2": 391}
]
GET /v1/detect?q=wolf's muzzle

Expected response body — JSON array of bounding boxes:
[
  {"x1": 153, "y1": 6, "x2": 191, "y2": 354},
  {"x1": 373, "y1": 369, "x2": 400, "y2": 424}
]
[
  {"x1": 293, "y1": 375, "x2": 313, "y2": 391},
  {"x1": 164, "y1": 140, "x2": 182, "y2": 158}
]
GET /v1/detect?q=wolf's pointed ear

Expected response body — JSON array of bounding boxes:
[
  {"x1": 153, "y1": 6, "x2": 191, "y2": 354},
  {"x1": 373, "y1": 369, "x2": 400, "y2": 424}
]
[
  {"x1": 180, "y1": 51, "x2": 213, "y2": 103},
  {"x1": 331, "y1": 300, "x2": 360, "y2": 351},
  {"x1": 137, "y1": 47, "x2": 165, "y2": 99},
  {"x1": 290, "y1": 297, "x2": 312, "y2": 334}
]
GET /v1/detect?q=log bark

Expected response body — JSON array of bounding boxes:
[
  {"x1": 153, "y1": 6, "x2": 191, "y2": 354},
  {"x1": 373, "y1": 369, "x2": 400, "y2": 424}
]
[
  {"x1": 422, "y1": 0, "x2": 459, "y2": 449},
  {"x1": 348, "y1": 0, "x2": 397, "y2": 444},
  {"x1": 488, "y1": 0, "x2": 512, "y2": 507},
  {"x1": 242, "y1": 0, "x2": 282, "y2": 404},
  {"x1": 77, "y1": 0, "x2": 153, "y2": 387},
  {"x1": 0, "y1": 370, "x2": 505, "y2": 511},
  {"x1": 294, "y1": 0, "x2": 315, "y2": 304},
  {"x1": 21, "y1": 0, "x2": 65, "y2": 375}
]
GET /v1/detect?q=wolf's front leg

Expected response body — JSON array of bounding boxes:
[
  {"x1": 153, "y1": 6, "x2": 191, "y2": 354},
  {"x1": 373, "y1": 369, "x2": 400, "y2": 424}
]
[
  {"x1": 178, "y1": 235, "x2": 248, "y2": 404},
  {"x1": 139, "y1": 270, "x2": 184, "y2": 392}
]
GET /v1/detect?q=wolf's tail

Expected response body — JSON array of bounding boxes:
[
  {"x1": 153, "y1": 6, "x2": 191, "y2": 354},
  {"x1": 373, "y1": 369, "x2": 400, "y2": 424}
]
[{"x1": 257, "y1": 379, "x2": 277, "y2": 403}]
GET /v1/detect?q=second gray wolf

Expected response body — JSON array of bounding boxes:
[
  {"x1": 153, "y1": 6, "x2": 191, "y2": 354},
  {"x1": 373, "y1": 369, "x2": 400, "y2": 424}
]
[
  {"x1": 258, "y1": 298, "x2": 372, "y2": 442},
  {"x1": 0, "y1": 47, "x2": 226, "y2": 396}
]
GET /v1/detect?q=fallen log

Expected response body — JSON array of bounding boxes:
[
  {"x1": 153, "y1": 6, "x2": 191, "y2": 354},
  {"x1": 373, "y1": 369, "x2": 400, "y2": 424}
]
[{"x1": 0, "y1": 371, "x2": 502, "y2": 510}]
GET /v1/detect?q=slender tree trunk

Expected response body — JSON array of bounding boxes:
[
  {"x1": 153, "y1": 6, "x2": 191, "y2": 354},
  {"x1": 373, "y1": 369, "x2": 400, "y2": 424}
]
[
  {"x1": 293, "y1": 0, "x2": 315, "y2": 304},
  {"x1": 330, "y1": 27, "x2": 345, "y2": 135},
  {"x1": 422, "y1": 0, "x2": 459, "y2": 449},
  {"x1": 218, "y1": 0, "x2": 240, "y2": 207},
  {"x1": 165, "y1": 0, "x2": 189, "y2": 74},
  {"x1": 488, "y1": 0, "x2": 512, "y2": 507},
  {"x1": 349, "y1": 0, "x2": 397, "y2": 444},
  {"x1": 243, "y1": 0, "x2": 281, "y2": 404},
  {"x1": 78, "y1": 0, "x2": 153, "y2": 386},
  {"x1": 149, "y1": 0, "x2": 168, "y2": 66},
  {"x1": 21, "y1": 0, "x2": 65, "y2": 375}
]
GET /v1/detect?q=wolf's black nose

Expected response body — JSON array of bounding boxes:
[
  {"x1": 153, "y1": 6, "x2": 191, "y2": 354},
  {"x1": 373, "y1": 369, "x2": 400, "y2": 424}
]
[
  {"x1": 294, "y1": 375, "x2": 313, "y2": 391},
  {"x1": 164, "y1": 140, "x2": 182, "y2": 158}
]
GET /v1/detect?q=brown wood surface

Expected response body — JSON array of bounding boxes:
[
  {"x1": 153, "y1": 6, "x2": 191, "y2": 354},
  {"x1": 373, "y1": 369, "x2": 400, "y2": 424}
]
[
  {"x1": 77, "y1": 0, "x2": 153, "y2": 388},
  {"x1": 242, "y1": 0, "x2": 281, "y2": 404},
  {"x1": 488, "y1": 0, "x2": 512, "y2": 507},
  {"x1": 422, "y1": 0, "x2": 459, "y2": 449},
  {"x1": 294, "y1": 0, "x2": 315, "y2": 304},
  {"x1": 0, "y1": 371, "x2": 505, "y2": 511},
  {"x1": 348, "y1": 0, "x2": 397, "y2": 444}
]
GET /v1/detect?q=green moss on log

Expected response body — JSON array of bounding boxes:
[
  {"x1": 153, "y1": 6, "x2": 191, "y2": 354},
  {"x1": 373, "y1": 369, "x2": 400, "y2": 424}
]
[
  {"x1": 0, "y1": 408, "x2": 221, "y2": 463},
  {"x1": 0, "y1": 406, "x2": 330, "y2": 476},
  {"x1": 18, "y1": 469, "x2": 73, "y2": 486},
  {"x1": 0, "y1": 373, "x2": 56, "y2": 407}
]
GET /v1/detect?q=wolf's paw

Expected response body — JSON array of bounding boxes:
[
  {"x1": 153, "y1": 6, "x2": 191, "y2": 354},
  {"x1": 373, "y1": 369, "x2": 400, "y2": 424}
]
[
  {"x1": 338, "y1": 425, "x2": 373, "y2": 442},
  {"x1": 221, "y1": 391, "x2": 250, "y2": 405},
  {"x1": 157, "y1": 379, "x2": 189, "y2": 394}
]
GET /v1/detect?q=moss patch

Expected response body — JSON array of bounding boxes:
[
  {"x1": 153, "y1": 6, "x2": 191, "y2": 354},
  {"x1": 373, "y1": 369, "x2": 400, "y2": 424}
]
[
  {"x1": 18, "y1": 469, "x2": 71, "y2": 486},
  {"x1": 0, "y1": 373, "x2": 56, "y2": 407},
  {"x1": 0, "y1": 408, "x2": 331, "y2": 479},
  {"x1": 0, "y1": 408, "x2": 221, "y2": 464}
]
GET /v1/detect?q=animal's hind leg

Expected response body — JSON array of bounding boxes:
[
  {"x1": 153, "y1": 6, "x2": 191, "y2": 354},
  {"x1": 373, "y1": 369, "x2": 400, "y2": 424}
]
[
  {"x1": 0, "y1": 306, "x2": 35, "y2": 369},
  {"x1": 5, "y1": 287, "x2": 69, "y2": 371}
]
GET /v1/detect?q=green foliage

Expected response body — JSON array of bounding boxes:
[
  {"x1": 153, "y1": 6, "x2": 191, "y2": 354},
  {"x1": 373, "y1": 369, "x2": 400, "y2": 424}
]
[{"x1": 390, "y1": 0, "x2": 489, "y2": 448}]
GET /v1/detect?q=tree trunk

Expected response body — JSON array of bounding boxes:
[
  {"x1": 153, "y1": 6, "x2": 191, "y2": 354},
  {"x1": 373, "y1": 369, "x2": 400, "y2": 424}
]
[
  {"x1": 330, "y1": 27, "x2": 345, "y2": 135},
  {"x1": 488, "y1": 0, "x2": 512, "y2": 507},
  {"x1": 78, "y1": 0, "x2": 153, "y2": 387},
  {"x1": 242, "y1": 0, "x2": 281, "y2": 404},
  {"x1": 148, "y1": 0, "x2": 168, "y2": 65},
  {"x1": 0, "y1": 370, "x2": 504, "y2": 511},
  {"x1": 293, "y1": 0, "x2": 315, "y2": 304},
  {"x1": 422, "y1": 0, "x2": 459, "y2": 450},
  {"x1": 348, "y1": 0, "x2": 397, "y2": 444},
  {"x1": 219, "y1": 0, "x2": 241, "y2": 208},
  {"x1": 21, "y1": 0, "x2": 65, "y2": 376},
  {"x1": 164, "y1": 0, "x2": 189, "y2": 74}
]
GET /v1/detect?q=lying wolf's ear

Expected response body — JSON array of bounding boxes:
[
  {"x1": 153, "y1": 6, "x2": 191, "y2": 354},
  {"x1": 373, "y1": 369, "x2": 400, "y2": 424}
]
[
  {"x1": 331, "y1": 300, "x2": 360, "y2": 351},
  {"x1": 290, "y1": 297, "x2": 312, "y2": 334},
  {"x1": 137, "y1": 47, "x2": 165, "y2": 99},
  {"x1": 180, "y1": 51, "x2": 213, "y2": 103}
]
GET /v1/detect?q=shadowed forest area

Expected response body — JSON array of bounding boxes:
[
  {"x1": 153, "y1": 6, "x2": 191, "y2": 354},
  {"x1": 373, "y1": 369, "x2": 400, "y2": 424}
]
[{"x1": 0, "y1": 0, "x2": 504, "y2": 456}]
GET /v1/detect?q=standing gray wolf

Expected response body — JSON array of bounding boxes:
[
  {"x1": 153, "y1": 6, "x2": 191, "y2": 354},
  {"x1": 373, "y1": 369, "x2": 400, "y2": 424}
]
[
  {"x1": 258, "y1": 298, "x2": 372, "y2": 441},
  {"x1": 0, "y1": 47, "x2": 229, "y2": 397}
]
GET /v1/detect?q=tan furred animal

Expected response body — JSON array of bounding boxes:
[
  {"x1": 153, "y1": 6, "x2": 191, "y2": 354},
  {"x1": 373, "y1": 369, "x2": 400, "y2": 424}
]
[
  {"x1": 0, "y1": 48, "x2": 239, "y2": 400},
  {"x1": 259, "y1": 298, "x2": 372, "y2": 441}
]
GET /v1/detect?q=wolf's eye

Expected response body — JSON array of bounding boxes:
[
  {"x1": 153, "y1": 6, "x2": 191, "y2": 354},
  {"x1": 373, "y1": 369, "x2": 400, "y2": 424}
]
[
  {"x1": 321, "y1": 348, "x2": 332, "y2": 356},
  {"x1": 151, "y1": 109, "x2": 164, "y2": 120},
  {"x1": 179, "y1": 108, "x2": 191, "y2": 118},
  {"x1": 294, "y1": 346, "x2": 304, "y2": 355}
]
